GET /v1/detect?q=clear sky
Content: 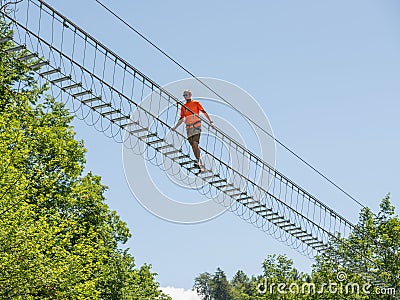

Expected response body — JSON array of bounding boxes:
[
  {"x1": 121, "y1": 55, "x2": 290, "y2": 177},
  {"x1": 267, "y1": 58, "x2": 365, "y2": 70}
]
[{"x1": 43, "y1": 0, "x2": 400, "y2": 295}]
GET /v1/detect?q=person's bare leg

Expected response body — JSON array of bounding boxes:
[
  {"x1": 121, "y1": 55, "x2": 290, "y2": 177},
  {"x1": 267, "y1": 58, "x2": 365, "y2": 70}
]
[
  {"x1": 191, "y1": 141, "x2": 199, "y2": 161},
  {"x1": 190, "y1": 141, "x2": 203, "y2": 166}
]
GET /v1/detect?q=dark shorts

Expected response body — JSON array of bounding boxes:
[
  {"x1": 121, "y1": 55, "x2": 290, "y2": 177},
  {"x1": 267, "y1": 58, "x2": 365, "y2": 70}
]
[{"x1": 187, "y1": 126, "x2": 201, "y2": 144}]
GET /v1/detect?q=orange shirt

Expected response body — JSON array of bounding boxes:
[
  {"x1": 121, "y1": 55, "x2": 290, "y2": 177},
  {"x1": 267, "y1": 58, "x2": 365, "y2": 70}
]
[{"x1": 180, "y1": 100, "x2": 205, "y2": 127}]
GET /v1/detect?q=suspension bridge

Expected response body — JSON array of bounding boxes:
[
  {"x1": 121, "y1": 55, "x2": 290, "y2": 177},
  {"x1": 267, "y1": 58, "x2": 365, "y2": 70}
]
[{"x1": 0, "y1": 0, "x2": 397, "y2": 291}]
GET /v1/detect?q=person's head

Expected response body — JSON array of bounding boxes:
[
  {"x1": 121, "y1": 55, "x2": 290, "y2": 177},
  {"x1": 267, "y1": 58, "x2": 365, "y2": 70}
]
[{"x1": 183, "y1": 90, "x2": 192, "y2": 101}]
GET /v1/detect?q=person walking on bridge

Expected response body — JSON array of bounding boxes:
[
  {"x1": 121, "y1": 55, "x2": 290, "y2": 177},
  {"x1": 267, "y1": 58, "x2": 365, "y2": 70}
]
[{"x1": 172, "y1": 90, "x2": 214, "y2": 171}]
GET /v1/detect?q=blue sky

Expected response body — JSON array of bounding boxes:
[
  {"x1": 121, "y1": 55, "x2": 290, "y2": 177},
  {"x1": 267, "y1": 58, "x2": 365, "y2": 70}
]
[{"x1": 44, "y1": 0, "x2": 400, "y2": 293}]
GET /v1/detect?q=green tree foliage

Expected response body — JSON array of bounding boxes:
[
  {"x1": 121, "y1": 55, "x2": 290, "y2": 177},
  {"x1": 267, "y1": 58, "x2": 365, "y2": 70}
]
[
  {"x1": 231, "y1": 270, "x2": 253, "y2": 299},
  {"x1": 193, "y1": 272, "x2": 213, "y2": 300},
  {"x1": 194, "y1": 268, "x2": 235, "y2": 300},
  {"x1": 0, "y1": 22, "x2": 171, "y2": 299},
  {"x1": 212, "y1": 268, "x2": 234, "y2": 300}
]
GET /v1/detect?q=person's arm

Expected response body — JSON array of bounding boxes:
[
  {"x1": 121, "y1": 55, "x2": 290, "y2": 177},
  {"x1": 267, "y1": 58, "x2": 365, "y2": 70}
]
[
  {"x1": 172, "y1": 117, "x2": 184, "y2": 131},
  {"x1": 173, "y1": 106, "x2": 185, "y2": 131},
  {"x1": 201, "y1": 110, "x2": 215, "y2": 128}
]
